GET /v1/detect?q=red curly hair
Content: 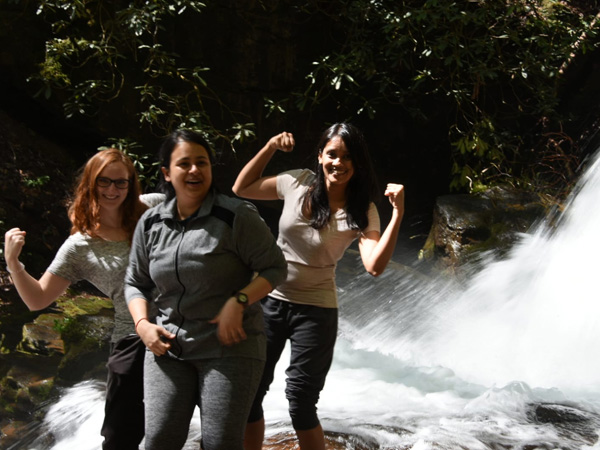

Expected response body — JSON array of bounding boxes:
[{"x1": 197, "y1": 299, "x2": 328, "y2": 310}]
[{"x1": 68, "y1": 148, "x2": 146, "y2": 242}]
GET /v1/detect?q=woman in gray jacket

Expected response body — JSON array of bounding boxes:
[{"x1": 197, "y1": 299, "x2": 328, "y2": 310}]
[{"x1": 125, "y1": 129, "x2": 287, "y2": 450}]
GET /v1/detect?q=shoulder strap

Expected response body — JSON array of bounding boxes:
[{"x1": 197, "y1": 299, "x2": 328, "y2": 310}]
[
  {"x1": 143, "y1": 213, "x2": 163, "y2": 233},
  {"x1": 210, "y1": 204, "x2": 235, "y2": 228}
]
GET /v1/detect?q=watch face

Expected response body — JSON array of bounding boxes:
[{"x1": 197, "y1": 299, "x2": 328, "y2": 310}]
[{"x1": 237, "y1": 292, "x2": 248, "y2": 304}]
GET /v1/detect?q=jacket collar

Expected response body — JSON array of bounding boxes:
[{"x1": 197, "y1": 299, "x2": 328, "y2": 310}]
[{"x1": 159, "y1": 189, "x2": 217, "y2": 222}]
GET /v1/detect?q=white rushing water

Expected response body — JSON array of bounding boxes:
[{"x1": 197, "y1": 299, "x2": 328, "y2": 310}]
[{"x1": 18, "y1": 151, "x2": 600, "y2": 449}]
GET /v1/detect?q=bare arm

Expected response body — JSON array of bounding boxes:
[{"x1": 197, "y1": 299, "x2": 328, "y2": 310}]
[
  {"x1": 232, "y1": 132, "x2": 295, "y2": 200},
  {"x1": 210, "y1": 275, "x2": 274, "y2": 346},
  {"x1": 128, "y1": 297, "x2": 175, "y2": 356},
  {"x1": 358, "y1": 184, "x2": 405, "y2": 277},
  {"x1": 4, "y1": 228, "x2": 71, "y2": 310}
]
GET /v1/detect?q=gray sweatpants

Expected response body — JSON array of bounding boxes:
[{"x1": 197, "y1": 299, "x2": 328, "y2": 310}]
[{"x1": 143, "y1": 351, "x2": 264, "y2": 450}]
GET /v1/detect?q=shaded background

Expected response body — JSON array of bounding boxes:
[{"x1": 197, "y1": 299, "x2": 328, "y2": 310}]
[{"x1": 1, "y1": 0, "x2": 600, "y2": 266}]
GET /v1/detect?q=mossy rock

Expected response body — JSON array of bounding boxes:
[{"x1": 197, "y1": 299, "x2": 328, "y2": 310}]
[
  {"x1": 55, "y1": 291, "x2": 114, "y2": 317},
  {"x1": 56, "y1": 313, "x2": 113, "y2": 383},
  {"x1": 16, "y1": 313, "x2": 65, "y2": 356},
  {"x1": 420, "y1": 186, "x2": 552, "y2": 274},
  {"x1": 0, "y1": 288, "x2": 115, "y2": 439},
  {"x1": 48, "y1": 294, "x2": 113, "y2": 382},
  {"x1": 0, "y1": 354, "x2": 58, "y2": 419}
]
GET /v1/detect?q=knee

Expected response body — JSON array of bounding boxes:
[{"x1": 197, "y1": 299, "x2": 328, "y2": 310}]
[
  {"x1": 144, "y1": 412, "x2": 189, "y2": 450},
  {"x1": 288, "y1": 399, "x2": 320, "y2": 431},
  {"x1": 144, "y1": 428, "x2": 188, "y2": 450},
  {"x1": 247, "y1": 401, "x2": 264, "y2": 423},
  {"x1": 247, "y1": 376, "x2": 270, "y2": 423},
  {"x1": 286, "y1": 378, "x2": 324, "y2": 430}
]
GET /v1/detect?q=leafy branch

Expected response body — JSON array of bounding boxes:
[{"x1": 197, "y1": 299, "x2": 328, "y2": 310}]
[{"x1": 29, "y1": 0, "x2": 255, "y2": 153}]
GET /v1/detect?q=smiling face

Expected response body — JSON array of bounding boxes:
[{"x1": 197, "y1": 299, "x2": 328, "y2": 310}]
[
  {"x1": 161, "y1": 140, "x2": 213, "y2": 217},
  {"x1": 318, "y1": 136, "x2": 355, "y2": 189},
  {"x1": 96, "y1": 162, "x2": 130, "y2": 213}
]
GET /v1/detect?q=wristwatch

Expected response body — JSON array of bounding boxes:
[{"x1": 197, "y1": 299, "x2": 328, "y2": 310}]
[{"x1": 234, "y1": 291, "x2": 249, "y2": 309}]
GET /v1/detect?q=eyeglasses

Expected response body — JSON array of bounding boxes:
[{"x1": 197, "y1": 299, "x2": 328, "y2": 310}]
[{"x1": 96, "y1": 177, "x2": 131, "y2": 189}]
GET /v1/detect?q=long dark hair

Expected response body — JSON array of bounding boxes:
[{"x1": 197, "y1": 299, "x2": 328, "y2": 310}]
[
  {"x1": 304, "y1": 123, "x2": 379, "y2": 230},
  {"x1": 157, "y1": 129, "x2": 216, "y2": 201}
]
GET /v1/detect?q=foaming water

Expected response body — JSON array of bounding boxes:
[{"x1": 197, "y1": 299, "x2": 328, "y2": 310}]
[
  {"x1": 338, "y1": 151, "x2": 600, "y2": 396},
  {"x1": 18, "y1": 152, "x2": 600, "y2": 448},
  {"x1": 32, "y1": 335, "x2": 600, "y2": 449},
  {"x1": 11, "y1": 381, "x2": 106, "y2": 450},
  {"x1": 42, "y1": 381, "x2": 105, "y2": 449}
]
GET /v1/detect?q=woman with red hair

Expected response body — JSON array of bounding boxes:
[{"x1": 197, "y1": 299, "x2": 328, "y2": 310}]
[{"x1": 4, "y1": 148, "x2": 163, "y2": 450}]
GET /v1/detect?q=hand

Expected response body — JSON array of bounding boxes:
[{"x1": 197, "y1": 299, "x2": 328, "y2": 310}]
[
  {"x1": 137, "y1": 321, "x2": 175, "y2": 356},
  {"x1": 384, "y1": 183, "x2": 405, "y2": 211},
  {"x1": 268, "y1": 132, "x2": 295, "y2": 153},
  {"x1": 209, "y1": 297, "x2": 247, "y2": 346},
  {"x1": 4, "y1": 228, "x2": 26, "y2": 266}
]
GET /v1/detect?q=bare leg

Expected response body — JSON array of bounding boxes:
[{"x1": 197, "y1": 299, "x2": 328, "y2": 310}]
[
  {"x1": 296, "y1": 424, "x2": 325, "y2": 450},
  {"x1": 244, "y1": 418, "x2": 265, "y2": 450}
]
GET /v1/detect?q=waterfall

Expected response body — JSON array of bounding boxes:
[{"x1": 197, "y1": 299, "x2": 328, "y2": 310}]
[
  {"x1": 338, "y1": 150, "x2": 600, "y2": 395},
  {"x1": 13, "y1": 151, "x2": 600, "y2": 449}
]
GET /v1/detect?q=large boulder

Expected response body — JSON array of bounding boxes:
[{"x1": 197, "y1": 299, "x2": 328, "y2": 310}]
[
  {"x1": 17, "y1": 313, "x2": 65, "y2": 356},
  {"x1": 420, "y1": 186, "x2": 553, "y2": 273},
  {"x1": 0, "y1": 292, "x2": 113, "y2": 444}
]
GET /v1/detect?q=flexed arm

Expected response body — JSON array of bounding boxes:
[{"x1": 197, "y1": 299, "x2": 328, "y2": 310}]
[
  {"x1": 232, "y1": 132, "x2": 295, "y2": 200},
  {"x1": 4, "y1": 228, "x2": 71, "y2": 310},
  {"x1": 358, "y1": 183, "x2": 405, "y2": 277}
]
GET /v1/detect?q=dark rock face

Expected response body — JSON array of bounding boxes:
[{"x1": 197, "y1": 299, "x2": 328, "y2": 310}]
[
  {"x1": 0, "y1": 110, "x2": 75, "y2": 280},
  {"x1": 0, "y1": 294, "x2": 113, "y2": 447},
  {"x1": 0, "y1": 109, "x2": 107, "y2": 444},
  {"x1": 420, "y1": 186, "x2": 552, "y2": 273}
]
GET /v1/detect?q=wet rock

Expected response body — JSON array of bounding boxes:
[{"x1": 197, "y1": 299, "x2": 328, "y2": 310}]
[
  {"x1": 57, "y1": 313, "x2": 112, "y2": 382},
  {"x1": 264, "y1": 430, "x2": 383, "y2": 449},
  {"x1": 261, "y1": 424, "x2": 412, "y2": 449},
  {"x1": 0, "y1": 292, "x2": 114, "y2": 438},
  {"x1": 0, "y1": 418, "x2": 47, "y2": 450},
  {"x1": 420, "y1": 186, "x2": 551, "y2": 273},
  {"x1": 530, "y1": 403, "x2": 600, "y2": 446},
  {"x1": 17, "y1": 313, "x2": 65, "y2": 356},
  {"x1": 1, "y1": 356, "x2": 57, "y2": 418},
  {"x1": 535, "y1": 403, "x2": 591, "y2": 424}
]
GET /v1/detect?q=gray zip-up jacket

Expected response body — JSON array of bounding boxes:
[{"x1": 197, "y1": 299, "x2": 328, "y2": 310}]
[{"x1": 124, "y1": 190, "x2": 287, "y2": 361}]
